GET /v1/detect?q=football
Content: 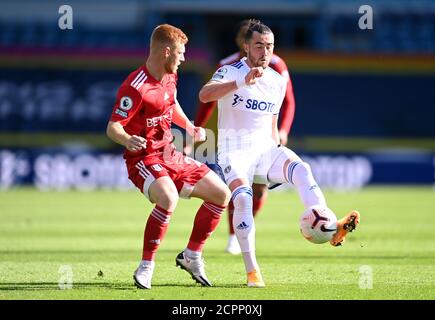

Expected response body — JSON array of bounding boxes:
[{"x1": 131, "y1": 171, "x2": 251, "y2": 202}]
[{"x1": 300, "y1": 205, "x2": 338, "y2": 244}]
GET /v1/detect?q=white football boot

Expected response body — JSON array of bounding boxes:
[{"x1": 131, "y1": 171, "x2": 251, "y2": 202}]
[
  {"x1": 133, "y1": 261, "x2": 155, "y2": 289},
  {"x1": 175, "y1": 251, "x2": 212, "y2": 287}
]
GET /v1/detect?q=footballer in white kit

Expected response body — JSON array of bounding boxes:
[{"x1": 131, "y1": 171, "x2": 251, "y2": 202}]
[
  {"x1": 199, "y1": 19, "x2": 360, "y2": 288},
  {"x1": 212, "y1": 57, "x2": 289, "y2": 186}
]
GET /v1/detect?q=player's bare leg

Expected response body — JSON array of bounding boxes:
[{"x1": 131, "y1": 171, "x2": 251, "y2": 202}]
[
  {"x1": 175, "y1": 171, "x2": 231, "y2": 286},
  {"x1": 148, "y1": 176, "x2": 179, "y2": 211},
  {"x1": 134, "y1": 177, "x2": 179, "y2": 289},
  {"x1": 190, "y1": 170, "x2": 231, "y2": 206},
  {"x1": 226, "y1": 183, "x2": 268, "y2": 255},
  {"x1": 229, "y1": 178, "x2": 265, "y2": 287}
]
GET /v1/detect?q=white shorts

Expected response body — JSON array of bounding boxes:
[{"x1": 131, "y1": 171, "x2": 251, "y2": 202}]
[{"x1": 217, "y1": 145, "x2": 301, "y2": 186}]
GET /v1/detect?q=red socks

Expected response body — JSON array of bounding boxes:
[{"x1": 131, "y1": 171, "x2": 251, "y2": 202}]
[
  {"x1": 142, "y1": 205, "x2": 172, "y2": 261},
  {"x1": 142, "y1": 202, "x2": 225, "y2": 260},
  {"x1": 187, "y1": 202, "x2": 225, "y2": 252}
]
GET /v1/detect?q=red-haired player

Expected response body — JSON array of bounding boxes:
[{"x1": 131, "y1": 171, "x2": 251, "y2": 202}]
[{"x1": 107, "y1": 24, "x2": 230, "y2": 289}]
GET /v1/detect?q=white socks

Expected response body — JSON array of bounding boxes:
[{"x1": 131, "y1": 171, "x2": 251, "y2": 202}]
[
  {"x1": 184, "y1": 248, "x2": 201, "y2": 259},
  {"x1": 232, "y1": 185, "x2": 259, "y2": 273},
  {"x1": 230, "y1": 161, "x2": 324, "y2": 274},
  {"x1": 242, "y1": 252, "x2": 260, "y2": 273},
  {"x1": 290, "y1": 161, "x2": 327, "y2": 208},
  {"x1": 139, "y1": 260, "x2": 155, "y2": 269}
]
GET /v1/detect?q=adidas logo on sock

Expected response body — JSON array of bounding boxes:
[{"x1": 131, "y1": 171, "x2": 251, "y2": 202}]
[{"x1": 236, "y1": 221, "x2": 249, "y2": 230}]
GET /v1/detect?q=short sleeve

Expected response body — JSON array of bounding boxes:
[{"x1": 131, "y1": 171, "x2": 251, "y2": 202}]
[
  {"x1": 109, "y1": 85, "x2": 143, "y2": 126},
  {"x1": 210, "y1": 65, "x2": 240, "y2": 83}
]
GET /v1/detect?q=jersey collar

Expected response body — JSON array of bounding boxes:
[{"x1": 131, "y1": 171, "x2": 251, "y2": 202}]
[
  {"x1": 142, "y1": 64, "x2": 170, "y2": 85},
  {"x1": 240, "y1": 57, "x2": 252, "y2": 70}
]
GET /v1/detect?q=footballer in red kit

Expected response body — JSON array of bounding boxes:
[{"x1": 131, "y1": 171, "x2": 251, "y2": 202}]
[
  {"x1": 107, "y1": 24, "x2": 230, "y2": 290},
  {"x1": 110, "y1": 65, "x2": 208, "y2": 196}
]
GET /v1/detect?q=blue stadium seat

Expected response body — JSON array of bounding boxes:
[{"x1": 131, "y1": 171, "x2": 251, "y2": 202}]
[{"x1": 0, "y1": 22, "x2": 18, "y2": 47}]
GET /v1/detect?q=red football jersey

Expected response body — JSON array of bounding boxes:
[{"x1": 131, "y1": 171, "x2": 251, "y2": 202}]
[
  {"x1": 195, "y1": 52, "x2": 296, "y2": 134},
  {"x1": 110, "y1": 65, "x2": 177, "y2": 163}
]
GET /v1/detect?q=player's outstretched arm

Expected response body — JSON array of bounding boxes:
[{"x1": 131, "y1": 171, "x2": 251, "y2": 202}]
[
  {"x1": 172, "y1": 100, "x2": 206, "y2": 142},
  {"x1": 106, "y1": 121, "x2": 147, "y2": 152},
  {"x1": 199, "y1": 80, "x2": 237, "y2": 103},
  {"x1": 199, "y1": 67, "x2": 264, "y2": 103}
]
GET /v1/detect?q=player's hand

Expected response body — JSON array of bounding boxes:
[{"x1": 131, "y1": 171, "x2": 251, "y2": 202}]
[
  {"x1": 279, "y1": 129, "x2": 288, "y2": 146},
  {"x1": 244, "y1": 67, "x2": 264, "y2": 85},
  {"x1": 183, "y1": 142, "x2": 193, "y2": 156},
  {"x1": 193, "y1": 126, "x2": 206, "y2": 142},
  {"x1": 126, "y1": 135, "x2": 147, "y2": 152}
]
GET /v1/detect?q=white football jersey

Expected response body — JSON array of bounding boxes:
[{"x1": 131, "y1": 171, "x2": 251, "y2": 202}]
[{"x1": 210, "y1": 57, "x2": 287, "y2": 153}]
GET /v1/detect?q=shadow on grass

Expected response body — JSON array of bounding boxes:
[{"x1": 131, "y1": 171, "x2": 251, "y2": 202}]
[
  {"x1": 0, "y1": 282, "x2": 245, "y2": 291},
  {"x1": 0, "y1": 250, "x2": 138, "y2": 255},
  {"x1": 154, "y1": 283, "x2": 246, "y2": 289},
  {"x1": 0, "y1": 282, "x2": 134, "y2": 291}
]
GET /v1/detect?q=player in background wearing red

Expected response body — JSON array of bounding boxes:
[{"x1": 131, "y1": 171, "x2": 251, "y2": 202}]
[
  {"x1": 106, "y1": 24, "x2": 231, "y2": 289},
  {"x1": 194, "y1": 20, "x2": 296, "y2": 254}
]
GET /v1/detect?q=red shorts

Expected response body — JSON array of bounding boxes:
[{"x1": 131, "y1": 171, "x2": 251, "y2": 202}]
[{"x1": 126, "y1": 151, "x2": 210, "y2": 200}]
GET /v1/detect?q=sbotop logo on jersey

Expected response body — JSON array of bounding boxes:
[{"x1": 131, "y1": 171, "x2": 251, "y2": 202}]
[
  {"x1": 232, "y1": 94, "x2": 275, "y2": 113},
  {"x1": 245, "y1": 99, "x2": 275, "y2": 112},
  {"x1": 232, "y1": 94, "x2": 244, "y2": 107}
]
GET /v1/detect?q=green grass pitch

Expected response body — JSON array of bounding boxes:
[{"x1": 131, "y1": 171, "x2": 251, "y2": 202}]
[{"x1": 0, "y1": 187, "x2": 434, "y2": 300}]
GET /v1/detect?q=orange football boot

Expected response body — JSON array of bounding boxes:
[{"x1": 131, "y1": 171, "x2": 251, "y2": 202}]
[
  {"x1": 330, "y1": 210, "x2": 360, "y2": 247},
  {"x1": 247, "y1": 269, "x2": 265, "y2": 288}
]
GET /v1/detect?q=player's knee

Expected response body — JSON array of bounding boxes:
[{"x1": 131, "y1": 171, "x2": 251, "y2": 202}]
[
  {"x1": 155, "y1": 191, "x2": 179, "y2": 212},
  {"x1": 200, "y1": 172, "x2": 231, "y2": 206},
  {"x1": 208, "y1": 184, "x2": 230, "y2": 207},
  {"x1": 220, "y1": 186, "x2": 231, "y2": 207},
  {"x1": 232, "y1": 186, "x2": 253, "y2": 211},
  {"x1": 291, "y1": 161, "x2": 313, "y2": 184},
  {"x1": 298, "y1": 161, "x2": 312, "y2": 176}
]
